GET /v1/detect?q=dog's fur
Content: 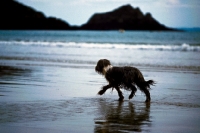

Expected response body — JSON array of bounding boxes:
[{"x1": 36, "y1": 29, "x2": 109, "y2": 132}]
[{"x1": 95, "y1": 59, "x2": 155, "y2": 102}]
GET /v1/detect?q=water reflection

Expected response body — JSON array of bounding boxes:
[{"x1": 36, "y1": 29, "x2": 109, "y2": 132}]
[
  {"x1": 0, "y1": 66, "x2": 32, "y2": 79},
  {"x1": 94, "y1": 99, "x2": 151, "y2": 133},
  {"x1": 0, "y1": 66, "x2": 32, "y2": 96}
]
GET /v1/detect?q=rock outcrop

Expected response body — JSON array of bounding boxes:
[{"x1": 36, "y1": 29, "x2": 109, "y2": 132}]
[{"x1": 81, "y1": 4, "x2": 175, "y2": 31}]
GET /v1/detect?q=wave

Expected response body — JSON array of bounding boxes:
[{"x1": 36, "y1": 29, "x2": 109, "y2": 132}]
[{"x1": 1, "y1": 40, "x2": 200, "y2": 52}]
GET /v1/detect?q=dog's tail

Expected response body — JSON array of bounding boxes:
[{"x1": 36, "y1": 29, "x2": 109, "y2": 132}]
[{"x1": 145, "y1": 80, "x2": 156, "y2": 89}]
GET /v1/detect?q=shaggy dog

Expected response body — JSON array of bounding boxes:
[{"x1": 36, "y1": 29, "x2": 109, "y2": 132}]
[{"x1": 95, "y1": 59, "x2": 155, "y2": 102}]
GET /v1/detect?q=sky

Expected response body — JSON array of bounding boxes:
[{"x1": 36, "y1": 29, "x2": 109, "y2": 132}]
[{"x1": 17, "y1": 0, "x2": 200, "y2": 28}]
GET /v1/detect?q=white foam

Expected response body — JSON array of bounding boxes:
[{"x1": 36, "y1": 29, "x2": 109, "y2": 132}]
[{"x1": 0, "y1": 40, "x2": 200, "y2": 52}]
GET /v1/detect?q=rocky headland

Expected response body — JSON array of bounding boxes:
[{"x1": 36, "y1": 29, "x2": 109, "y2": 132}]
[
  {"x1": 0, "y1": 0, "x2": 177, "y2": 31},
  {"x1": 80, "y1": 4, "x2": 175, "y2": 31}
]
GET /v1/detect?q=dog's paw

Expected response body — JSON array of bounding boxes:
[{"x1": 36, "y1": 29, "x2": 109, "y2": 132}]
[
  {"x1": 118, "y1": 96, "x2": 124, "y2": 101},
  {"x1": 97, "y1": 90, "x2": 105, "y2": 95},
  {"x1": 145, "y1": 98, "x2": 151, "y2": 103}
]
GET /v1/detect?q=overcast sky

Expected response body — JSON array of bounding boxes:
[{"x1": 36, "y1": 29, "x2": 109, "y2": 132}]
[{"x1": 17, "y1": 0, "x2": 200, "y2": 28}]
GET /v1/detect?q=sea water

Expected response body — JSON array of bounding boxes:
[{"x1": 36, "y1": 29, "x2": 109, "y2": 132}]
[
  {"x1": 0, "y1": 30, "x2": 200, "y2": 69},
  {"x1": 1, "y1": 30, "x2": 200, "y2": 133},
  {"x1": 0, "y1": 30, "x2": 200, "y2": 101}
]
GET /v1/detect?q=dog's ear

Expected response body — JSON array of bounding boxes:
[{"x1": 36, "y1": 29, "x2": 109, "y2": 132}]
[
  {"x1": 95, "y1": 59, "x2": 111, "y2": 74},
  {"x1": 102, "y1": 59, "x2": 111, "y2": 67}
]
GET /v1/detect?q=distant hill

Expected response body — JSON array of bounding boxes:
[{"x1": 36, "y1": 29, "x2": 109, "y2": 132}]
[
  {"x1": 81, "y1": 4, "x2": 176, "y2": 31},
  {"x1": 0, "y1": 0, "x2": 179, "y2": 31},
  {"x1": 0, "y1": 0, "x2": 71, "y2": 30}
]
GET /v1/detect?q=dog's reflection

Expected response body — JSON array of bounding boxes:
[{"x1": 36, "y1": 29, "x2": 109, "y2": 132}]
[{"x1": 94, "y1": 99, "x2": 151, "y2": 133}]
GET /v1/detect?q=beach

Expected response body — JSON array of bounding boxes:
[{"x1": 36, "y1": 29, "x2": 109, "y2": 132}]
[
  {"x1": 0, "y1": 30, "x2": 200, "y2": 132},
  {"x1": 0, "y1": 65, "x2": 200, "y2": 133}
]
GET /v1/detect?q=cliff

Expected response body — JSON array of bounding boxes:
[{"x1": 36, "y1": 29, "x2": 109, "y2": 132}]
[
  {"x1": 81, "y1": 4, "x2": 175, "y2": 31},
  {"x1": 0, "y1": 0, "x2": 71, "y2": 30}
]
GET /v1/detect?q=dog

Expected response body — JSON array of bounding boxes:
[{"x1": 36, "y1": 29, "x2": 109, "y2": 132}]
[{"x1": 95, "y1": 59, "x2": 155, "y2": 102}]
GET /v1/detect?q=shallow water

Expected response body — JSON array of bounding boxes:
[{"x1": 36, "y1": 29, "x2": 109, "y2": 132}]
[
  {"x1": 0, "y1": 30, "x2": 200, "y2": 132},
  {"x1": 0, "y1": 64, "x2": 200, "y2": 132},
  {"x1": 0, "y1": 98, "x2": 199, "y2": 133}
]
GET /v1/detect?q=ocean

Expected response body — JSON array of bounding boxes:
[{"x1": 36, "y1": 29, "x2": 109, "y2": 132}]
[
  {"x1": 0, "y1": 30, "x2": 200, "y2": 100},
  {"x1": 0, "y1": 30, "x2": 200, "y2": 69},
  {"x1": 0, "y1": 30, "x2": 200, "y2": 133}
]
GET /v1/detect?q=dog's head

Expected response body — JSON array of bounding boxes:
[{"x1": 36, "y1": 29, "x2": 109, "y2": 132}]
[{"x1": 95, "y1": 59, "x2": 111, "y2": 75}]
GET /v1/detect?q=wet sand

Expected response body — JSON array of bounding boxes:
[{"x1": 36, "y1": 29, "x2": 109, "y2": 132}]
[{"x1": 0, "y1": 65, "x2": 200, "y2": 133}]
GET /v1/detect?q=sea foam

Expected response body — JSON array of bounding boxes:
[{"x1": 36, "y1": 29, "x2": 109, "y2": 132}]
[{"x1": 0, "y1": 40, "x2": 200, "y2": 52}]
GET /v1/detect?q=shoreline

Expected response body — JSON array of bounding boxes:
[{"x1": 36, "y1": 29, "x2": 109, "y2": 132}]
[{"x1": 0, "y1": 97, "x2": 199, "y2": 133}]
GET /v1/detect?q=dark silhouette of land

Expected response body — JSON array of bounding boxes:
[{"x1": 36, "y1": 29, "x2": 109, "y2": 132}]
[
  {"x1": 81, "y1": 4, "x2": 174, "y2": 31},
  {"x1": 0, "y1": 0, "x2": 71, "y2": 30},
  {"x1": 0, "y1": 0, "x2": 178, "y2": 31}
]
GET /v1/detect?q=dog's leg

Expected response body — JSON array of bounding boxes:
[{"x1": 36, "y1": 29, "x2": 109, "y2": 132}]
[
  {"x1": 98, "y1": 84, "x2": 111, "y2": 95},
  {"x1": 137, "y1": 83, "x2": 151, "y2": 102},
  {"x1": 143, "y1": 89, "x2": 151, "y2": 102},
  {"x1": 129, "y1": 85, "x2": 137, "y2": 100},
  {"x1": 115, "y1": 86, "x2": 124, "y2": 101}
]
